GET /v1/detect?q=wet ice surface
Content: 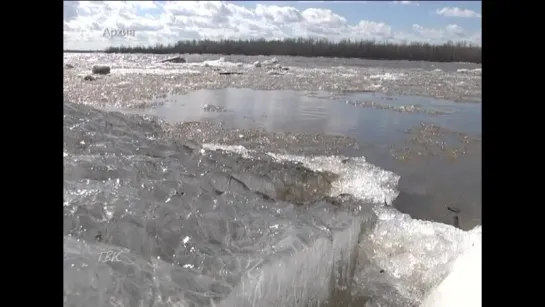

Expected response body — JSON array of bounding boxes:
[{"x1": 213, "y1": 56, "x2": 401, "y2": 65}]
[
  {"x1": 64, "y1": 102, "x2": 480, "y2": 307},
  {"x1": 63, "y1": 53, "x2": 481, "y2": 107}
]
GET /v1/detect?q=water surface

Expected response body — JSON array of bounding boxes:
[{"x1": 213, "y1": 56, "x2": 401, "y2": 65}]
[{"x1": 107, "y1": 88, "x2": 481, "y2": 229}]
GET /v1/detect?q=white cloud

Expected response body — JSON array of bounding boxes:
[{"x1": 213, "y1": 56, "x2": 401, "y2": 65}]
[
  {"x1": 298, "y1": 1, "x2": 367, "y2": 3},
  {"x1": 350, "y1": 21, "x2": 394, "y2": 40},
  {"x1": 410, "y1": 24, "x2": 481, "y2": 45},
  {"x1": 446, "y1": 24, "x2": 465, "y2": 37},
  {"x1": 436, "y1": 7, "x2": 481, "y2": 18},
  {"x1": 412, "y1": 24, "x2": 445, "y2": 41},
  {"x1": 63, "y1": 1, "x2": 481, "y2": 50},
  {"x1": 392, "y1": 1, "x2": 419, "y2": 6}
]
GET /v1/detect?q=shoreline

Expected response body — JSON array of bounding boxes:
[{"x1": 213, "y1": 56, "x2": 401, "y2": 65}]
[
  {"x1": 101, "y1": 38, "x2": 481, "y2": 64},
  {"x1": 64, "y1": 50, "x2": 481, "y2": 65}
]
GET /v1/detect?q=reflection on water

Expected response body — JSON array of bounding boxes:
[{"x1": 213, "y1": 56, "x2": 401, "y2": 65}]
[{"x1": 114, "y1": 88, "x2": 480, "y2": 147}]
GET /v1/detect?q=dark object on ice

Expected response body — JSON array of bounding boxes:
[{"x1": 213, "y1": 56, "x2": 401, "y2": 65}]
[
  {"x1": 219, "y1": 72, "x2": 243, "y2": 75},
  {"x1": 447, "y1": 206, "x2": 461, "y2": 213},
  {"x1": 92, "y1": 65, "x2": 111, "y2": 75},
  {"x1": 83, "y1": 75, "x2": 97, "y2": 81},
  {"x1": 379, "y1": 269, "x2": 385, "y2": 273},
  {"x1": 161, "y1": 56, "x2": 186, "y2": 63},
  {"x1": 65, "y1": 63, "x2": 74, "y2": 69},
  {"x1": 453, "y1": 216, "x2": 460, "y2": 228},
  {"x1": 95, "y1": 231, "x2": 102, "y2": 242}
]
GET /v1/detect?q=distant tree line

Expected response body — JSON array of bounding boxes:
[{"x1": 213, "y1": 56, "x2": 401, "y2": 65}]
[
  {"x1": 103, "y1": 37, "x2": 481, "y2": 63},
  {"x1": 64, "y1": 50, "x2": 102, "y2": 53}
]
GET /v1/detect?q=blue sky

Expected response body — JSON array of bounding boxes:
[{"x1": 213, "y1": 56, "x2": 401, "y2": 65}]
[
  {"x1": 64, "y1": 1, "x2": 482, "y2": 50},
  {"x1": 233, "y1": 1, "x2": 481, "y2": 34}
]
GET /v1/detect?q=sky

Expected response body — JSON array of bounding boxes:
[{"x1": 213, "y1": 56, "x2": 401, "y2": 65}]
[{"x1": 63, "y1": 1, "x2": 482, "y2": 50}]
